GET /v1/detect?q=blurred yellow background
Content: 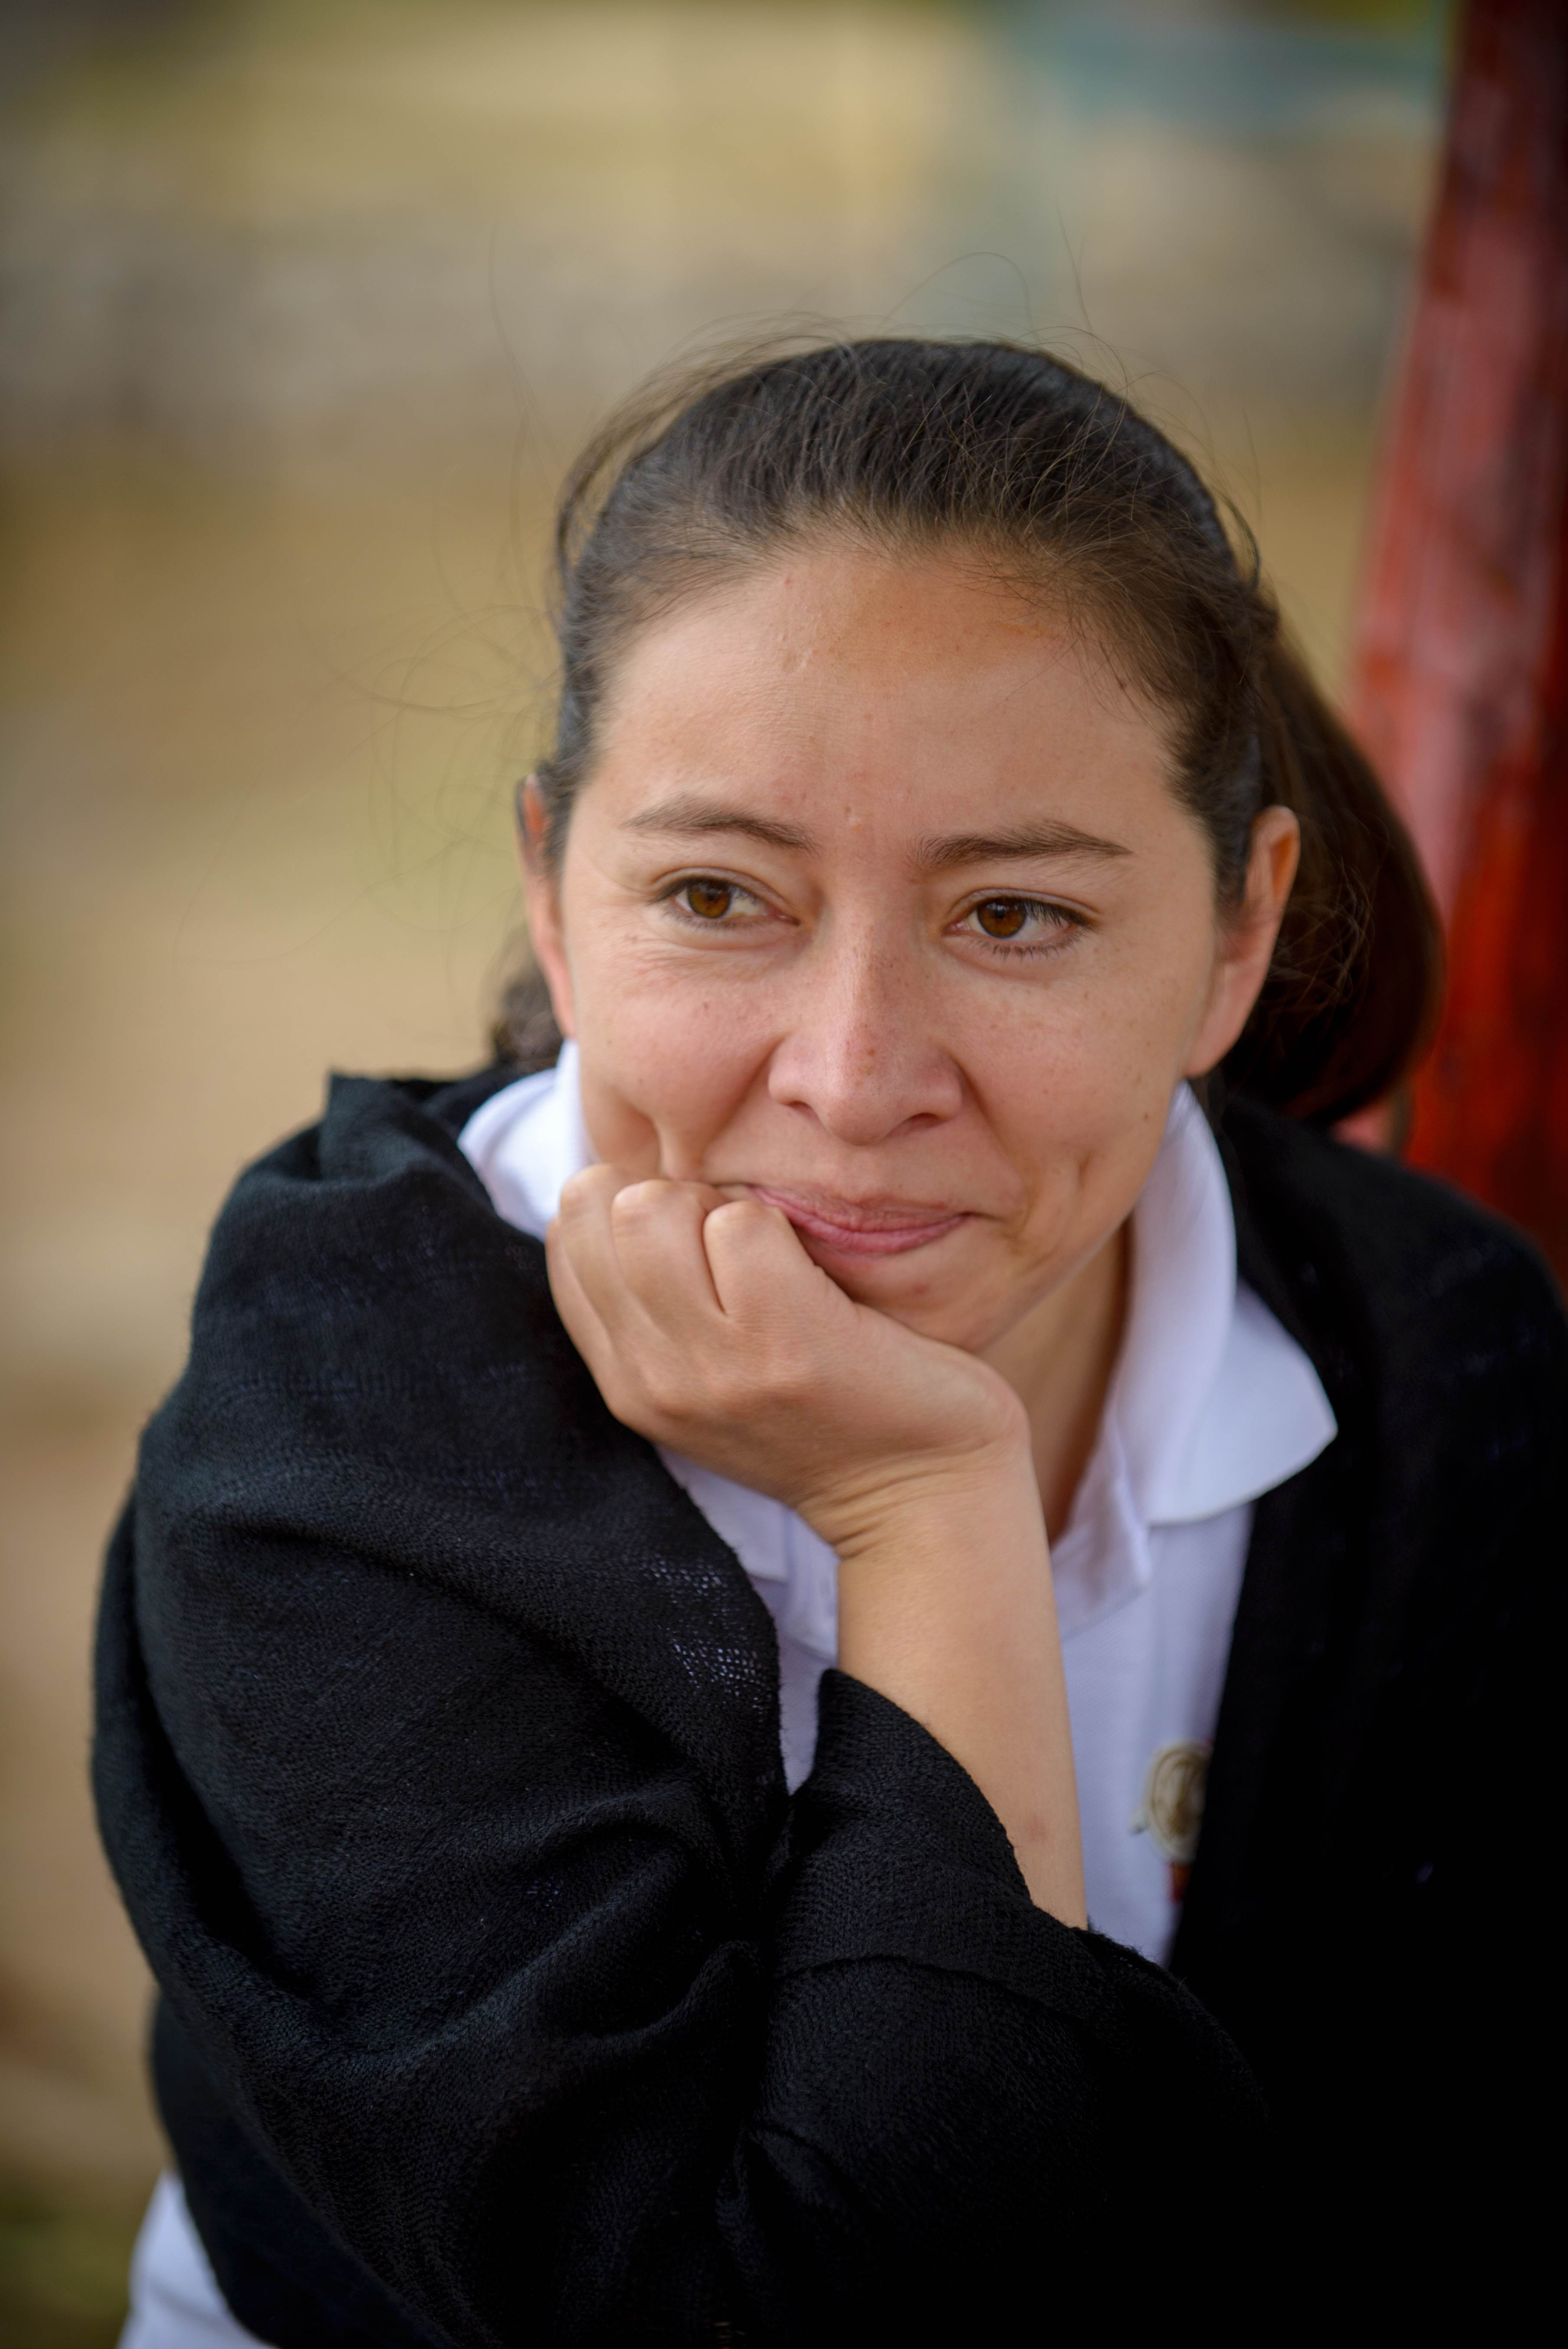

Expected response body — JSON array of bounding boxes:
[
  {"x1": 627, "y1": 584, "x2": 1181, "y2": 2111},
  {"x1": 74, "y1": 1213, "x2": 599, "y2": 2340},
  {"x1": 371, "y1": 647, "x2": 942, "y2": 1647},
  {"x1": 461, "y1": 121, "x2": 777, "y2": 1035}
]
[{"x1": 0, "y1": 1, "x2": 1449, "y2": 2337}]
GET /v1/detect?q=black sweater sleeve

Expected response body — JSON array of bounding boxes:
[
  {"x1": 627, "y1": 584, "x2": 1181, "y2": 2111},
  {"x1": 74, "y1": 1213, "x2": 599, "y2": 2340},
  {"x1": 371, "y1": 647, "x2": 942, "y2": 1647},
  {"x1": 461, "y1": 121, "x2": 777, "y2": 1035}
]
[{"x1": 93, "y1": 1077, "x2": 1263, "y2": 2349}]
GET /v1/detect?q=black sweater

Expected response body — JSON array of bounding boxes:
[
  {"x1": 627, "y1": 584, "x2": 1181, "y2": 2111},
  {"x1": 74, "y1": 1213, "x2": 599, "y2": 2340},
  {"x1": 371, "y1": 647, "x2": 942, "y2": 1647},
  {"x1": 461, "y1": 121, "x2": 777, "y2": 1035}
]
[{"x1": 93, "y1": 1074, "x2": 1564, "y2": 2344}]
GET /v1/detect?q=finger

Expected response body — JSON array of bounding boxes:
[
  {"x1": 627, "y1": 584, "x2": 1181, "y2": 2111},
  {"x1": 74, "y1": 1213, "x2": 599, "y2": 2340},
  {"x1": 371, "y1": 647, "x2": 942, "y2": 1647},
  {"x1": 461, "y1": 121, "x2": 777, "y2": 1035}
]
[
  {"x1": 548, "y1": 1220, "x2": 676, "y2": 1438},
  {"x1": 556, "y1": 1160, "x2": 634, "y2": 1223},
  {"x1": 701, "y1": 1197, "x2": 843, "y2": 1326},
  {"x1": 610, "y1": 1179, "x2": 724, "y2": 1317},
  {"x1": 553, "y1": 1165, "x2": 646, "y2": 1332},
  {"x1": 559, "y1": 1164, "x2": 723, "y2": 1217},
  {"x1": 543, "y1": 1215, "x2": 621, "y2": 1388}
]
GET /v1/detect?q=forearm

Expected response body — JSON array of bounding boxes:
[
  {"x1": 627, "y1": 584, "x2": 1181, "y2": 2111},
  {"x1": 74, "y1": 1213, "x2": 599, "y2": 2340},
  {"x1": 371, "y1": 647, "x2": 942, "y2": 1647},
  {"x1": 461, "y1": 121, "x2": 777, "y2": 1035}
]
[{"x1": 832, "y1": 1450, "x2": 1086, "y2": 1926}]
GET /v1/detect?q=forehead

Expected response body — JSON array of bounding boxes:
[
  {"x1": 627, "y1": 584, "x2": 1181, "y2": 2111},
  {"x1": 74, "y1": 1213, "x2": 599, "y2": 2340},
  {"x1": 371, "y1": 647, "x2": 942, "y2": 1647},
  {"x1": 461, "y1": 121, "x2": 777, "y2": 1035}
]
[{"x1": 588, "y1": 545, "x2": 1174, "y2": 839}]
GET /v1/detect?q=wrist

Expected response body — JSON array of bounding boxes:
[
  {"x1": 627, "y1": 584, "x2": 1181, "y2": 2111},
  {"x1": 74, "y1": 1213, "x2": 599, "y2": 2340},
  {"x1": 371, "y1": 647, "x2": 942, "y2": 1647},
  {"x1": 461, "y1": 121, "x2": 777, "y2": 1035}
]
[{"x1": 801, "y1": 1428, "x2": 1039, "y2": 1568}]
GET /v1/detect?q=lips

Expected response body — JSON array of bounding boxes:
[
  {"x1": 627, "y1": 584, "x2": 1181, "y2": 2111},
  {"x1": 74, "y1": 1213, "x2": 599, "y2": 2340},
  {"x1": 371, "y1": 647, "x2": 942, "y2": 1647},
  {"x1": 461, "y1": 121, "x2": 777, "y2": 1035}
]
[{"x1": 745, "y1": 1184, "x2": 969, "y2": 1259}]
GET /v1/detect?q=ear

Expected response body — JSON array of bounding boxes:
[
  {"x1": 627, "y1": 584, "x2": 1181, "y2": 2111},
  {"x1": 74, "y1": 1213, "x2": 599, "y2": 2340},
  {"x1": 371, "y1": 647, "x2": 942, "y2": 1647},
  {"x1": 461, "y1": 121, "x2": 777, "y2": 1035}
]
[
  {"x1": 1183, "y1": 805, "x2": 1300, "y2": 1078},
  {"x1": 516, "y1": 776, "x2": 577, "y2": 1040}
]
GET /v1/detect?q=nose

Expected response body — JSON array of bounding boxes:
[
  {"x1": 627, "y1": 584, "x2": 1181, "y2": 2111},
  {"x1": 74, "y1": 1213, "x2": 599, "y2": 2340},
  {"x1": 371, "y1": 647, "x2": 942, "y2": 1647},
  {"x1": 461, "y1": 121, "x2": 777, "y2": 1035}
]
[{"x1": 766, "y1": 928, "x2": 964, "y2": 1146}]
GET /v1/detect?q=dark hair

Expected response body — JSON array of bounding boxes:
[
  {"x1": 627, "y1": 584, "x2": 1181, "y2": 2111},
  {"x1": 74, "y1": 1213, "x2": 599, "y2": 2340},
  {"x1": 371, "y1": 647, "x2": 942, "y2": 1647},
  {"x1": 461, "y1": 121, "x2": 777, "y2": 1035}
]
[{"x1": 499, "y1": 338, "x2": 1439, "y2": 1124}]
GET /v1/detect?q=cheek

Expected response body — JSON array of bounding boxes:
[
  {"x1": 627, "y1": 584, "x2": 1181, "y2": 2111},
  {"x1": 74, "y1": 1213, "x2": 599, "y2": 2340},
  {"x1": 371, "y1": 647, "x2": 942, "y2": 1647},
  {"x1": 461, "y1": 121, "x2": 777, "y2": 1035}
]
[
  {"x1": 970, "y1": 938, "x2": 1209, "y2": 1253},
  {"x1": 568, "y1": 919, "x2": 773, "y2": 1174},
  {"x1": 986, "y1": 960, "x2": 1198, "y2": 1171}
]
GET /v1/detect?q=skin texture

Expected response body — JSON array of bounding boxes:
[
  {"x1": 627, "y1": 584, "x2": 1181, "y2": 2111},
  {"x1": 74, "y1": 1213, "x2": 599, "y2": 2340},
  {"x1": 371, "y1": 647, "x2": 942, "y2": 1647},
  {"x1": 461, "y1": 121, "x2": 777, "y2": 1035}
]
[{"x1": 528, "y1": 544, "x2": 1298, "y2": 1920}]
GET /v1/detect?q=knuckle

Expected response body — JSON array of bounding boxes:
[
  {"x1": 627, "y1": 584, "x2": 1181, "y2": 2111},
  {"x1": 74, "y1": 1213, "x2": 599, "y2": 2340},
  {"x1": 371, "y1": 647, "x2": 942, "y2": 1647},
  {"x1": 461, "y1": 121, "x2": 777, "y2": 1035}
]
[
  {"x1": 559, "y1": 1165, "x2": 614, "y2": 1214},
  {"x1": 639, "y1": 1366, "x2": 682, "y2": 1419},
  {"x1": 611, "y1": 1178, "x2": 675, "y2": 1224}
]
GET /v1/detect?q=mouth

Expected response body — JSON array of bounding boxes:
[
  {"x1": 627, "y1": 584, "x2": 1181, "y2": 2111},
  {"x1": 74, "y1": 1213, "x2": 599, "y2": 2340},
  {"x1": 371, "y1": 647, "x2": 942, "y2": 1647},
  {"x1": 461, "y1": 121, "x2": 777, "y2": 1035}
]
[{"x1": 744, "y1": 1184, "x2": 971, "y2": 1260}]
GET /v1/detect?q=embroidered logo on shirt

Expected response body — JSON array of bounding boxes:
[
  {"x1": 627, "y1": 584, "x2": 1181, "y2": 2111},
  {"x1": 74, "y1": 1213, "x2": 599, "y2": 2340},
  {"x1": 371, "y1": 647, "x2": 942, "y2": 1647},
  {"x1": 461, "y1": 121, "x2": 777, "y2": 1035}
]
[{"x1": 1130, "y1": 1739, "x2": 1210, "y2": 1902}]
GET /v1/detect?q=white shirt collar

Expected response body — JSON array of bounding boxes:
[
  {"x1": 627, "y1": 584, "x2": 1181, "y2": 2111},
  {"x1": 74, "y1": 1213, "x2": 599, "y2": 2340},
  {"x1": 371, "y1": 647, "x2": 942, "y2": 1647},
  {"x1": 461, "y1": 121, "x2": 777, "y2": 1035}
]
[
  {"x1": 1048, "y1": 1084, "x2": 1335, "y2": 1633},
  {"x1": 457, "y1": 1039, "x2": 589, "y2": 1239},
  {"x1": 1116, "y1": 1084, "x2": 1335, "y2": 1526},
  {"x1": 457, "y1": 1050, "x2": 1335, "y2": 1643}
]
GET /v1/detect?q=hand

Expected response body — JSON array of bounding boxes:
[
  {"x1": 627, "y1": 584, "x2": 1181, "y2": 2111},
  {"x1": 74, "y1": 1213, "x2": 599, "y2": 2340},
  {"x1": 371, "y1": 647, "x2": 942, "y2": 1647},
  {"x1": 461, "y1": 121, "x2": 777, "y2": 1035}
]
[
  {"x1": 546, "y1": 1167, "x2": 1030, "y2": 1558},
  {"x1": 548, "y1": 1165, "x2": 1085, "y2": 1923}
]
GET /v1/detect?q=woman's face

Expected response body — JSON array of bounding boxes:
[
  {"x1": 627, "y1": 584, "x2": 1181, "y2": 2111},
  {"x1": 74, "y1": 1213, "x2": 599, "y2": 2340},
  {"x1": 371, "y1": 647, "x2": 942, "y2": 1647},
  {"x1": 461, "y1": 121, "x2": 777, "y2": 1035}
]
[{"x1": 526, "y1": 545, "x2": 1296, "y2": 1355}]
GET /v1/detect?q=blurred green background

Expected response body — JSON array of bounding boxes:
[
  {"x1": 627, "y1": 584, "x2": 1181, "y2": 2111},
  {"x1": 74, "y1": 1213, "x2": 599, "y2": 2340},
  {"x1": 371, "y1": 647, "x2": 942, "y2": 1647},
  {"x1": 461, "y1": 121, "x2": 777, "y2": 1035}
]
[{"x1": 0, "y1": 1, "x2": 1450, "y2": 2338}]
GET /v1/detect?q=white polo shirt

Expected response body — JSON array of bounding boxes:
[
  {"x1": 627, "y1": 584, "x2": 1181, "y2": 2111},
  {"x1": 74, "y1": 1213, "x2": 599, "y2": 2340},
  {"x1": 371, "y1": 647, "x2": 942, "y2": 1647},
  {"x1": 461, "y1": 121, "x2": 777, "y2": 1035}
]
[{"x1": 124, "y1": 1051, "x2": 1334, "y2": 2349}]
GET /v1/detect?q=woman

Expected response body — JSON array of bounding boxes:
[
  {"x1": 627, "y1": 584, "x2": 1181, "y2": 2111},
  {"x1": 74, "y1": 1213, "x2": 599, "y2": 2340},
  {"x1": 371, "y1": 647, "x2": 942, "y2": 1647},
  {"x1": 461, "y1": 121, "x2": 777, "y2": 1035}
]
[{"x1": 102, "y1": 341, "x2": 1561, "y2": 2346}]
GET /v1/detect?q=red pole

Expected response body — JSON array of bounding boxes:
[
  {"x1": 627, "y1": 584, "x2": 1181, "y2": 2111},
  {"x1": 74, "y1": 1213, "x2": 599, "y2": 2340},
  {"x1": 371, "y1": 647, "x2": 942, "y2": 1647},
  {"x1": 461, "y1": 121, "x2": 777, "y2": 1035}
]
[{"x1": 1349, "y1": 0, "x2": 1568, "y2": 1283}]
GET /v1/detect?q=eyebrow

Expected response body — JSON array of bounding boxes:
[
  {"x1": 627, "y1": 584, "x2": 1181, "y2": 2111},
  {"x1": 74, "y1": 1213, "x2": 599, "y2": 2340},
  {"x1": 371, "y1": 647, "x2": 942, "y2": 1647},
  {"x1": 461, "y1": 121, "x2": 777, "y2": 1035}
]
[
  {"x1": 622, "y1": 797, "x2": 1131, "y2": 869},
  {"x1": 622, "y1": 795, "x2": 817, "y2": 853},
  {"x1": 913, "y1": 821, "x2": 1132, "y2": 870}
]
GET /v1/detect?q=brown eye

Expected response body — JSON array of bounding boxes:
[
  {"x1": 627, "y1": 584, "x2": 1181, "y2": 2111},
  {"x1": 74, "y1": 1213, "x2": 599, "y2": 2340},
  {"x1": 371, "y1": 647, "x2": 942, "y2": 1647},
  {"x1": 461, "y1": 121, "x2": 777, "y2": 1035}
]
[
  {"x1": 974, "y1": 898, "x2": 1030, "y2": 939},
  {"x1": 682, "y1": 879, "x2": 735, "y2": 920}
]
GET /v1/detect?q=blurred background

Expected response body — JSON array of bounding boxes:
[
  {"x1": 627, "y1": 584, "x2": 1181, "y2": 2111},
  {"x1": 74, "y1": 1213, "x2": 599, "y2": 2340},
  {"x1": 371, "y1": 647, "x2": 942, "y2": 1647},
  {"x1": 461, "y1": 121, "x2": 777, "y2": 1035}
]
[{"x1": 0, "y1": 1, "x2": 1455, "y2": 2339}]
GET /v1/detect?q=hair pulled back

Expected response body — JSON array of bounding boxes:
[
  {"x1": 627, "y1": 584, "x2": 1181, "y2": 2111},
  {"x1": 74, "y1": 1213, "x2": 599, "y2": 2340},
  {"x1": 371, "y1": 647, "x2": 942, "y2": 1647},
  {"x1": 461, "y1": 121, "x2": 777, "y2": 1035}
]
[{"x1": 505, "y1": 338, "x2": 1438, "y2": 1125}]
